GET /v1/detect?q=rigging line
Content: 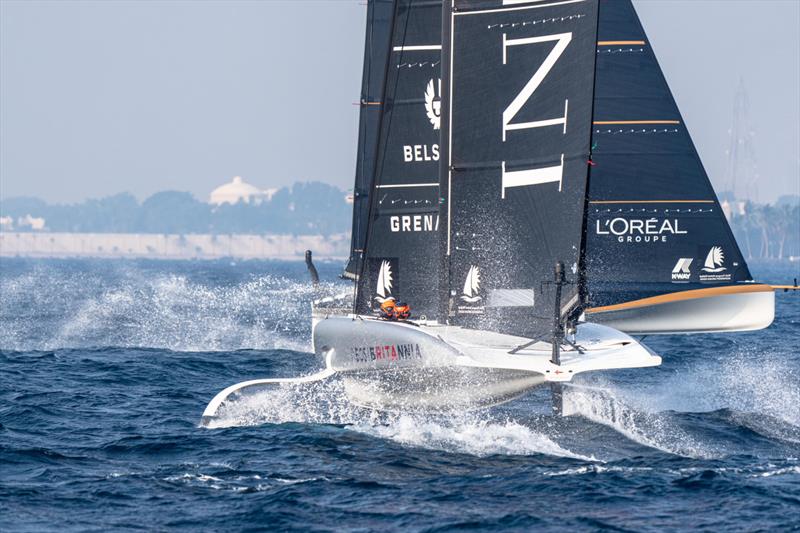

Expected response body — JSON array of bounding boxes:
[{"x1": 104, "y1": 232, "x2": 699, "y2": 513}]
[
  {"x1": 353, "y1": 0, "x2": 396, "y2": 312},
  {"x1": 352, "y1": 1, "x2": 379, "y2": 306},
  {"x1": 578, "y1": 1, "x2": 602, "y2": 312}
]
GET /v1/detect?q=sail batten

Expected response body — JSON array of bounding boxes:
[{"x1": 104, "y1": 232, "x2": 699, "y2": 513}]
[{"x1": 345, "y1": 0, "x2": 395, "y2": 280}]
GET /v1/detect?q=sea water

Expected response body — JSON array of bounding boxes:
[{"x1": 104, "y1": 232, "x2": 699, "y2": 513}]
[{"x1": 1, "y1": 258, "x2": 799, "y2": 531}]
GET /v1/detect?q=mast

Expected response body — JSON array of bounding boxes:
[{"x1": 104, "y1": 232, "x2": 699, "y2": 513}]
[
  {"x1": 344, "y1": 0, "x2": 395, "y2": 281},
  {"x1": 576, "y1": 2, "x2": 603, "y2": 315},
  {"x1": 355, "y1": 0, "x2": 445, "y2": 320},
  {"x1": 437, "y1": 0, "x2": 453, "y2": 324}
]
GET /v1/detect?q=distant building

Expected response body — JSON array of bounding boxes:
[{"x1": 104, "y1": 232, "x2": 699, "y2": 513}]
[
  {"x1": 17, "y1": 214, "x2": 46, "y2": 230},
  {"x1": 208, "y1": 176, "x2": 277, "y2": 206},
  {"x1": 721, "y1": 200, "x2": 747, "y2": 221}
]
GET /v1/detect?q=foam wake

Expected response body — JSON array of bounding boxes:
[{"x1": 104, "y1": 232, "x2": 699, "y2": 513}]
[
  {"x1": 563, "y1": 384, "x2": 714, "y2": 459},
  {"x1": 207, "y1": 378, "x2": 593, "y2": 460}
]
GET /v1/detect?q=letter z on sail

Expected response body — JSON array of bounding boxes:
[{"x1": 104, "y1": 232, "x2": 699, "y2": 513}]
[{"x1": 501, "y1": 32, "x2": 571, "y2": 198}]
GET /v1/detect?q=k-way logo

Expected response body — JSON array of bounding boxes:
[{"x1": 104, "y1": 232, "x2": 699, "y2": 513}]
[
  {"x1": 671, "y1": 258, "x2": 692, "y2": 282},
  {"x1": 595, "y1": 218, "x2": 687, "y2": 243}
]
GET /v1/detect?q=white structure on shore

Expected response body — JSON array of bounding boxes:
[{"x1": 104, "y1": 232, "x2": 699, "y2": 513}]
[
  {"x1": 1, "y1": 214, "x2": 46, "y2": 231},
  {"x1": 209, "y1": 176, "x2": 277, "y2": 206}
]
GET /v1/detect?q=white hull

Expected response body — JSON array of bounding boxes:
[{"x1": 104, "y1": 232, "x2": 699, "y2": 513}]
[
  {"x1": 311, "y1": 315, "x2": 660, "y2": 410},
  {"x1": 200, "y1": 312, "x2": 661, "y2": 425},
  {"x1": 586, "y1": 284, "x2": 775, "y2": 335}
]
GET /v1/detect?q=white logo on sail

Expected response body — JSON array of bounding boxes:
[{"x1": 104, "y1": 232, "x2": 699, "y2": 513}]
[
  {"x1": 671, "y1": 258, "x2": 692, "y2": 281},
  {"x1": 424, "y1": 78, "x2": 441, "y2": 130},
  {"x1": 701, "y1": 246, "x2": 726, "y2": 273},
  {"x1": 460, "y1": 265, "x2": 481, "y2": 303},
  {"x1": 375, "y1": 260, "x2": 394, "y2": 303}
]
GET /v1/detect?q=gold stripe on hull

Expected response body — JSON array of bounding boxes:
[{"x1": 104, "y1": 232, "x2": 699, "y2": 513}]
[{"x1": 586, "y1": 284, "x2": 774, "y2": 314}]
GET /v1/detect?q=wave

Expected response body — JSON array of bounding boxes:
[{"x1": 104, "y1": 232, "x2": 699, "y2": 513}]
[
  {"x1": 583, "y1": 348, "x2": 800, "y2": 428},
  {"x1": 563, "y1": 384, "x2": 715, "y2": 459}
]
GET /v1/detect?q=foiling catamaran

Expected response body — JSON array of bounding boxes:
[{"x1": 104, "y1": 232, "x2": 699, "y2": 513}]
[{"x1": 201, "y1": 0, "x2": 793, "y2": 425}]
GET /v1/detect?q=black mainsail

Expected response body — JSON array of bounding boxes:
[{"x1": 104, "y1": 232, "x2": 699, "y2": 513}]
[
  {"x1": 355, "y1": 0, "x2": 443, "y2": 319},
  {"x1": 344, "y1": 0, "x2": 395, "y2": 280},
  {"x1": 440, "y1": 0, "x2": 600, "y2": 337},
  {"x1": 584, "y1": 0, "x2": 753, "y2": 307}
]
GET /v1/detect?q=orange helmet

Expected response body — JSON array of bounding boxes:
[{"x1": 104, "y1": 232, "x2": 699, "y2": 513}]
[
  {"x1": 379, "y1": 298, "x2": 396, "y2": 319},
  {"x1": 394, "y1": 301, "x2": 410, "y2": 320}
]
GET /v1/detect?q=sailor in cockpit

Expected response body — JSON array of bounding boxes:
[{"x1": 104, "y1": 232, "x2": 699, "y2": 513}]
[{"x1": 379, "y1": 299, "x2": 410, "y2": 321}]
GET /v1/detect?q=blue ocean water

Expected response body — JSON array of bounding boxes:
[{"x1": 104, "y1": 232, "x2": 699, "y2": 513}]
[{"x1": 1, "y1": 258, "x2": 799, "y2": 531}]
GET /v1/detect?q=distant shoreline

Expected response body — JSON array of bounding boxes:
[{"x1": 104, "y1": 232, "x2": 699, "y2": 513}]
[{"x1": 0, "y1": 232, "x2": 349, "y2": 261}]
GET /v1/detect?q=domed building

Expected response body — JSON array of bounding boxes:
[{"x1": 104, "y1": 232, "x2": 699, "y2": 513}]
[{"x1": 208, "y1": 176, "x2": 275, "y2": 206}]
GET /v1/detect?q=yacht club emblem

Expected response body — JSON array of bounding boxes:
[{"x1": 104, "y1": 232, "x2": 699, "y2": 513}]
[
  {"x1": 460, "y1": 265, "x2": 481, "y2": 303},
  {"x1": 701, "y1": 246, "x2": 726, "y2": 273}
]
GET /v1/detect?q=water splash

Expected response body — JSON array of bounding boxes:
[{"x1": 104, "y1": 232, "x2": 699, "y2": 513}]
[
  {"x1": 0, "y1": 263, "x2": 345, "y2": 352},
  {"x1": 356, "y1": 413, "x2": 594, "y2": 460},
  {"x1": 564, "y1": 384, "x2": 715, "y2": 459}
]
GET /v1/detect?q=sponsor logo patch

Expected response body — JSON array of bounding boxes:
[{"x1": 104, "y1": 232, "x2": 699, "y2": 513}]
[
  {"x1": 350, "y1": 343, "x2": 423, "y2": 364},
  {"x1": 457, "y1": 265, "x2": 485, "y2": 314},
  {"x1": 671, "y1": 258, "x2": 693, "y2": 282},
  {"x1": 595, "y1": 217, "x2": 687, "y2": 243},
  {"x1": 390, "y1": 214, "x2": 439, "y2": 232},
  {"x1": 402, "y1": 144, "x2": 439, "y2": 162},
  {"x1": 461, "y1": 265, "x2": 482, "y2": 303},
  {"x1": 424, "y1": 78, "x2": 441, "y2": 130},
  {"x1": 699, "y1": 246, "x2": 732, "y2": 282}
]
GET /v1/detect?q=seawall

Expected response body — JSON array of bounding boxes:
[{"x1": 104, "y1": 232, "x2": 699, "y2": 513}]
[{"x1": 0, "y1": 232, "x2": 349, "y2": 261}]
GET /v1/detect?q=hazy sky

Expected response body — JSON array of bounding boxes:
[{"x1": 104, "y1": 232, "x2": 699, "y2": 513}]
[{"x1": 1, "y1": 0, "x2": 798, "y2": 204}]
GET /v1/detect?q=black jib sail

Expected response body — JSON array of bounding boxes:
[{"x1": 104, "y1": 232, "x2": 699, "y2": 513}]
[
  {"x1": 584, "y1": 0, "x2": 753, "y2": 307},
  {"x1": 344, "y1": 0, "x2": 395, "y2": 280},
  {"x1": 440, "y1": 0, "x2": 600, "y2": 337},
  {"x1": 355, "y1": 0, "x2": 443, "y2": 319}
]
